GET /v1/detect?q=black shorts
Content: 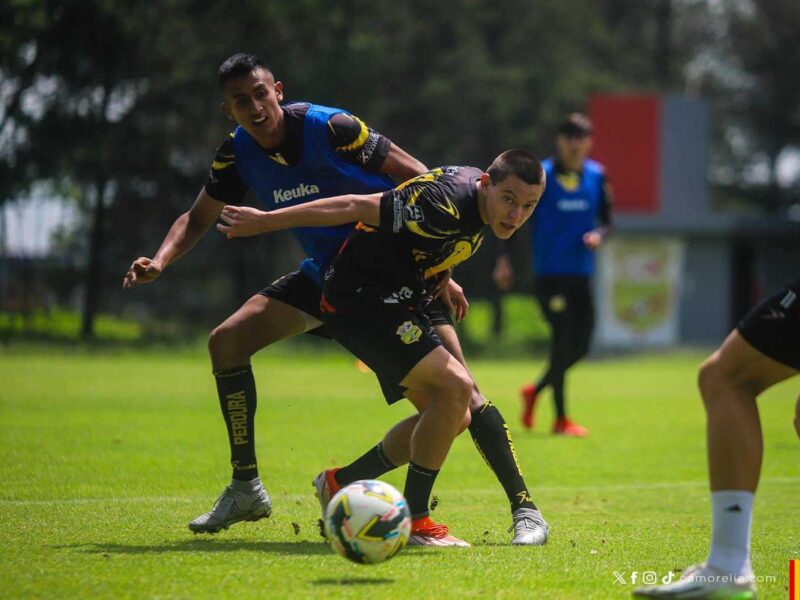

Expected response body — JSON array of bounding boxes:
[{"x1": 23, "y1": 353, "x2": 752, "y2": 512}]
[
  {"x1": 323, "y1": 306, "x2": 443, "y2": 404},
  {"x1": 258, "y1": 271, "x2": 330, "y2": 338},
  {"x1": 736, "y1": 278, "x2": 800, "y2": 370},
  {"x1": 424, "y1": 297, "x2": 455, "y2": 328},
  {"x1": 259, "y1": 271, "x2": 456, "y2": 339}
]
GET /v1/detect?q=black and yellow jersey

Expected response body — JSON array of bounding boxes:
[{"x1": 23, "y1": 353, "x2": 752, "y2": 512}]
[
  {"x1": 322, "y1": 166, "x2": 486, "y2": 311},
  {"x1": 205, "y1": 102, "x2": 392, "y2": 204}
]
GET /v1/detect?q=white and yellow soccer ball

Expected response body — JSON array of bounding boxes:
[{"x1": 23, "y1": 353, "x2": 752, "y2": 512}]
[{"x1": 324, "y1": 479, "x2": 411, "y2": 564}]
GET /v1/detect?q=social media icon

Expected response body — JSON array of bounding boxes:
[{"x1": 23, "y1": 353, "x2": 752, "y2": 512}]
[{"x1": 642, "y1": 571, "x2": 658, "y2": 585}]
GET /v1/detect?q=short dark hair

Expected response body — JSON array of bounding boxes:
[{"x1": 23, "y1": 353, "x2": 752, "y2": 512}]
[
  {"x1": 218, "y1": 53, "x2": 271, "y2": 89},
  {"x1": 556, "y1": 112, "x2": 593, "y2": 138},
  {"x1": 487, "y1": 150, "x2": 544, "y2": 185}
]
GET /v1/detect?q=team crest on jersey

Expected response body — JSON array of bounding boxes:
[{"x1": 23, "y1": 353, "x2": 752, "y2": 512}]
[
  {"x1": 396, "y1": 321, "x2": 422, "y2": 344},
  {"x1": 403, "y1": 205, "x2": 425, "y2": 223}
]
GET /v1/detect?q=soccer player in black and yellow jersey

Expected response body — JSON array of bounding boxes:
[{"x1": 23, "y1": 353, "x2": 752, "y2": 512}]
[{"x1": 218, "y1": 150, "x2": 548, "y2": 546}]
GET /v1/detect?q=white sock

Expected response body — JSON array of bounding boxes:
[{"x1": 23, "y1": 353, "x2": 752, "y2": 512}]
[{"x1": 707, "y1": 490, "x2": 754, "y2": 578}]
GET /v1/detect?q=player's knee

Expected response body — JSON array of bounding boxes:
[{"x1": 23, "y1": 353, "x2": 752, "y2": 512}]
[
  {"x1": 467, "y1": 387, "x2": 485, "y2": 412},
  {"x1": 698, "y1": 350, "x2": 762, "y2": 407},
  {"x1": 207, "y1": 324, "x2": 227, "y2": 358},
  {"x1": 457, "y1": 408, "x2": 472, "y2": 434},
  {"x1": 698, "y1": 353, "x2": 725, "y2": 407},
  {"x1": 439, "y1": 369, "x2": 473, "y2": 413},
  {"x1": 208, "y1": 323, "x2": 247, "y2": 366}
]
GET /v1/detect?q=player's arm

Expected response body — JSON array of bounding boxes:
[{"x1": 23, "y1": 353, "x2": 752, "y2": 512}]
[
  {"x1": 327, "y1": 112, "x2": 427, "y2": 181},
  {"x1": 123, "y1": 136, "x2": 243, "y2": 288},
  {"x1": 217, "y1": 193, "x2": 383, "y2": 238},
  {"x1": 379, "y1": 143, "x2": 427, "y2": 181},
  {"x1": 583, "y1": 173, "x2": 614, "y2": 249},
  {"x1": 123, "y1": 189, "x2": 224, "y2": 288}
]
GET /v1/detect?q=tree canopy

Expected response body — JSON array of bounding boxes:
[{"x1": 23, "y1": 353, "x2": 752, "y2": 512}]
[{"x1": 1, "y1": 0, "x2": 798, "y2": 337}]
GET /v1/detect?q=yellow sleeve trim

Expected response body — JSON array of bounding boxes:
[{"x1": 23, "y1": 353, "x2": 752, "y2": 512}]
[
  {"x1": 211, "y1": 160, "x2": 235, "y2": 170},
  {"x1": 335, "y1": 116, "x2": 370, "y2": 152}
]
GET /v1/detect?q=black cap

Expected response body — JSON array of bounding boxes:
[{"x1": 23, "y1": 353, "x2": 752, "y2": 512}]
[{"x1": 557, "y1": 113, "x2": 593, "y2": 138}]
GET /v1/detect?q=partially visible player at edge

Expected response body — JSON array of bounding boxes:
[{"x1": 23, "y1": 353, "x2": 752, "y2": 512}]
[
  {"x1": 633, "y1": 278, "x2": 800, "y2": 599},
  {"x1": 122, "y1": 53, "x2": 547, "y2": 545},
  {"x1": 218, "y1": 151, "x2": 546, "y2": 547},
  {"x1": 494, "y1": 113, "x2": 613, "y2": 437}
]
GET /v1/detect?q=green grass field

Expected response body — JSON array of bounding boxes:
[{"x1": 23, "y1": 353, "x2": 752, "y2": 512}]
[{"x1": 1, "y1": 346, "x2": 797, "y2": 599}]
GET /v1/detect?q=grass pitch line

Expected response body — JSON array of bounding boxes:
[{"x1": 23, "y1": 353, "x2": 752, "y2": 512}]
[{"x1": 1, "y1": 477, "x2": 798, "y2": 506}]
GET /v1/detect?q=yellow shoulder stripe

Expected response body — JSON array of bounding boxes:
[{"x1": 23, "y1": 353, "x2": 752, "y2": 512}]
[
  {"x1": 212, "y1": 160, "x2": 235, "y2": 170},
  {"x1": 335, "y1": 116, "x2": 370, "y2": 152}
]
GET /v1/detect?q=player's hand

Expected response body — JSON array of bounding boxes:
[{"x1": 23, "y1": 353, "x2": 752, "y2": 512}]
[
  {"x1": 583, "y1": 230, "x2": 603, "y2": 250},
  {"x1": 122, "y1": 257, "x2": 163, "y2": 289},
  {"x1": 216, "y1": 205, "x2": 271, "y2": 238},
  {"x1": 440, "y1": 277, "x2": 469, "y2": 322},
  {"x1": 429, "y1": 269, "x2": 452, "y2": 299},
  {"x1": 493, "y1": 255, "x2": 513, "y2": 291}
]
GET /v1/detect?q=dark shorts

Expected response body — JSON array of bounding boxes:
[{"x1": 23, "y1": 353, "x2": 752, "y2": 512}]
[
  {"x1": 259, "y1": 271, "x2": 455, "y2": 339},
  {"x1": 323, "y1": 306, "x2": 443, "y2": 404},
  {"x1": 259, "y1": 271, "x2": 330, "y2": 338},
  {"x1": 424, "y1": 297, "x2": 455, "y2": 328},
  {"x1": 736, "y1": 278, "x2": 800, "y2": 370}
]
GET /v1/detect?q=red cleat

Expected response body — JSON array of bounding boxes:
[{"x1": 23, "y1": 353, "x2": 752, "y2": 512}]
[
  {"x1": 408, "y1": 516, "x2": 470, "y2": 547},
  {"x1": 520, "y1": 384, "x2": 538, "y2": 429},
  {"x1": 312, "y1": 467, "x2": 342, "y2": 514},
  {"x1": 552, "y1": 418, "x2": 588, "y2": 437}
]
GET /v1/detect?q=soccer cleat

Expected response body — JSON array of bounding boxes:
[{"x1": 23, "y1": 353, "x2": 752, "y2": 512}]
[
  {"x1": 188, "y1": 484, "x2": 271, "y2": 534},
  {"x1": 632, "y1": 563, "x2": 757, "y2": 599},
  {"x1": 407, "y1": 516, "x2": 470, "y2": 547},
  {"x1": 509, "y1": 508, "x2": 549, "y2": 546},
  {"x1": 312, "y1": 468, "x2": 342, "y2": 515},
  {"x1": 520, "y1": 383, "x2": 538, "y2": 429},
  {"x1": 552, "y1": 417, "x2": 588, "y2": 437}
]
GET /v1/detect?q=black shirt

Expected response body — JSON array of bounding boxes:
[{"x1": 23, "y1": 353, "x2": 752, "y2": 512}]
[{"x1": 323, "y1": 166, "x2": 486, "y2": 311}]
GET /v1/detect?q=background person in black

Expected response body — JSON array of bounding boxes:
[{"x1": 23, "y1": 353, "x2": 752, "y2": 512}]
[
  {"x1": 494, "y1": 113, "x2": 613, "y2": 437},
  {"x1": 218, "y1": 150, "x2": 546, "y2": 547}
]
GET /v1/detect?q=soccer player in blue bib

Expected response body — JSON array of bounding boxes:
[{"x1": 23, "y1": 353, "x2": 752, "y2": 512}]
[
  {"x1": 494, "y1": 113, "x2": 613, "y2": 437},
  {"x1": 123, "y1": 54, "x2": 545, "y2": 544}
]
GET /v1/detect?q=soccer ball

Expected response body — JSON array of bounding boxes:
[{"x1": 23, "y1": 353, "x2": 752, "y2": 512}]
[{"x1": 324, "y1": 479, "x2": 411, "y2": 564}]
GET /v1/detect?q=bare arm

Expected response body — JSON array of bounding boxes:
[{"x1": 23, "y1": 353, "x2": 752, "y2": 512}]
[
  {"x1": 216, "y1": 192, "x2": 382, "y2": 239},
  {"x1": 122, "y1": 188, "x2": 223, "y2": 288},
  {"x1": 379, "y1": 142, "x2": 428, "y2": 181}
]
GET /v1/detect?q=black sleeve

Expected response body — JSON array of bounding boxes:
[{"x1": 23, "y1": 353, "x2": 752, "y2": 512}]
[
  {"x1": 204, "y1": 136, "x2": 249, "y2": 204},
  {"x1": 598, "y1": 172, "x2": 613, "y2": 227},
  {"x1": 378, "y1": 178, "x2": 460, "y2": 236},
  {"x1": 327, "y1": 112, "x2": 391, "y2": 172}
]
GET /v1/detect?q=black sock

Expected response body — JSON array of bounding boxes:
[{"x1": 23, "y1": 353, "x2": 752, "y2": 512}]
[
  {"x1": 214, "y1": 365, "x2": 258, "y2": 481},
  {"x1": 469, "y1": 402, "x2": 537, "y2": 511},
  {"x1": 552, "y1": 370, "x2": 566, "y2": 419},
  {"x1": 535, "y1": 369, "x2": 551, "y2": 393},
  {"x1": 404, "y1": 462, "x2": 440, "y2": 519},
  {"x1": 335, "y1": 442, "x2": 398, "y2": 485}
]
